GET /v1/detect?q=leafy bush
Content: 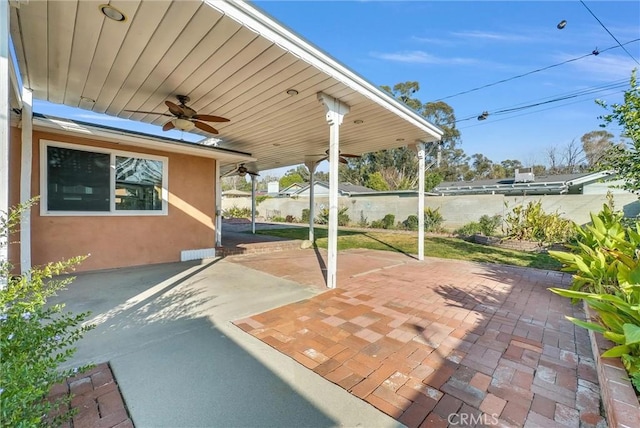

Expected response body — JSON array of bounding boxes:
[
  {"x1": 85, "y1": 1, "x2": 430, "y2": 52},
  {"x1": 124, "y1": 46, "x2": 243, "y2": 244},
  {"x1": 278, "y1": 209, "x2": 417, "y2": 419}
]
[
  {"x1": 504, "y1": 200, "x2": 574, "y2": 244},
  {"x1": 478, "y1": 214, "x2": 502, "y2": 236},
  {"x1": 301, "y1": 209, "x2": 310, "y2": 223},
  {"x1": 370, "y1": 219, "x2": 385, "y2": 229},
  {"x1": 1, "y1": 201, "x2": 94, "y2": 427},
  {"x1": 549, "y1": 203, "x2": 640, "y2": 391},
  {"x1": 454, "y1": 222, "x2": 482, "y2": 237},
  {"x1": 271, "y1": 216, "x2": 286, "y2": 222},
  {"x1": 402, "y1": 215, "x2": 419, "y2": 231},
  {"x1": 285, "y1": 215, "x2": 296, "y2": 223},
  {"x1": 223, "y1": 205, "x2": 253, "y2": 219},
  {"x1": 316, "y1": 207, "x2": 350, "y2": 226},
  {"x1": 382, "y1": 214, "x2": 395, "y2": 229},
  {"x1": 424, "y1": 207, "x2": 444, "y2": 232},
  {"x1": 256, "y1": 195, "x2": 270, "y2": 205}
]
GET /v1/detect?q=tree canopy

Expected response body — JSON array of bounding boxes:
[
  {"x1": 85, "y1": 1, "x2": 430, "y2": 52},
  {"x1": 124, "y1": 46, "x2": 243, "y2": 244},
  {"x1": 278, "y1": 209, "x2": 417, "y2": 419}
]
[{"x1": 598, "y1": 69, "x2": 640, "y2": 193}]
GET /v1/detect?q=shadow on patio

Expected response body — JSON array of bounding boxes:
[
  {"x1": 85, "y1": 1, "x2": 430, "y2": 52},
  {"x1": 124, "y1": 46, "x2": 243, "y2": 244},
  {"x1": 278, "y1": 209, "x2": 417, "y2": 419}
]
[{"x1": 50, "y1": 259, "x2": 356, "y2": 428}]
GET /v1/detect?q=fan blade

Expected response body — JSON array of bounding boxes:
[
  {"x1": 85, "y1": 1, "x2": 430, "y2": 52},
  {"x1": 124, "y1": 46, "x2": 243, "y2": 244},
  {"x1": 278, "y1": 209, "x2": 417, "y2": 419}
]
[
  {"x1": 340, "y1": 153, "x2": 360, "y2": 158},
  {"x1": 248, "y1": 171, "x2": 260, "y2": 177},
  {"x1": 194, "y1": 120, "x2": 219, "y2": 134},
  {"x1": 124, "y1": 110, "x2": 173, "y2": 117},
  {"x1": 193, "y1": 114, "x2": 230, "y2": 123},
  {"x1": 339, "y1": 157, "x2": 348, "y2": 164},
  {"x1": 162, "y1": 121, "x2": 175, "y2": 131},
  {"x1": 165, "y1": 100, "x2": 185, "y2": 116}
]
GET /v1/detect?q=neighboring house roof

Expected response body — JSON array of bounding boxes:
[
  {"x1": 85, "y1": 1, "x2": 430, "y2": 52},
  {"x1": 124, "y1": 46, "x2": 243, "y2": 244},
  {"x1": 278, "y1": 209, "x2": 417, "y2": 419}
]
[
  {"x1": 279, "y1": 183, "x2": 304, "y2": 193},
  {"x1": 433, "y1": 171, "x2": 615, "y2": 195},
  {"x1": 222, "y1": 189, "x2": 251, "y2": 197},
  {"x1": 294, "y1": 181, "x2": 376, "y2": 196}
]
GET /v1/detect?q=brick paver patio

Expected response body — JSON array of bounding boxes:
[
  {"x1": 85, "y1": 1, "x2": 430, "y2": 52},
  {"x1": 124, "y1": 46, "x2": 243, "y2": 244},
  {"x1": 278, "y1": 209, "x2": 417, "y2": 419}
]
[{"x1": 234, "y1": 251, "x2": 605, "y2": 427}]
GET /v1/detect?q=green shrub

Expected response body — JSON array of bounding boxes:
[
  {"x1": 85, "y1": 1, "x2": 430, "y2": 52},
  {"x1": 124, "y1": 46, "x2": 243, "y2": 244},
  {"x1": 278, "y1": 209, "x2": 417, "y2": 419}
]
[
  {"x1": 424, "y1": 207, "x2": 444, "y2": 232},
  {"x1": 1, "y1": 201, "x2": 94, "y2": 427},
  {"x1": 271, "y1": 216, "x2": 286, "y2": 222},
  {"x1": 454, "y1": 222, "x2": 482, "y2": 237},
  {"x1": 478, "y1": 214, "x2": 502, "y2": 236},
  {"x1": 223, "y1": 205, "x2": 253, "y2": 219},
  {"x1": 370, "y1": 219, "x2": 385, "y2": 229},
  {"x1": 549, "y1": 203, "x2": 640, "y2": 391},
  {"x1": 301, "y1": 209, "x2": 310, "y2": 223},
  {"x1": 316, "y1": 208, "x2": 350, "y2": 226},
  {"x1": 504, "y1": 201, "x2": 574, "y2": 244},
  {"x1": 402, "y1": 215, "x2": 419, "y2": 231},
  {"x1": 256, "y1": 195, "x2": 270, "y2": 205},
  {"x1": 382, "y1": 214, "x2": 395, "y2": 229}
]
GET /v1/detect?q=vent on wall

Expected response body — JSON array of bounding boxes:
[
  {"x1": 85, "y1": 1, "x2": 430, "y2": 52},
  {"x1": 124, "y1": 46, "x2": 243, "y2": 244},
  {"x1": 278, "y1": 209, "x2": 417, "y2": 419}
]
[{"x1": 181, "y1": 248, "x2": 216, "y2": 261}]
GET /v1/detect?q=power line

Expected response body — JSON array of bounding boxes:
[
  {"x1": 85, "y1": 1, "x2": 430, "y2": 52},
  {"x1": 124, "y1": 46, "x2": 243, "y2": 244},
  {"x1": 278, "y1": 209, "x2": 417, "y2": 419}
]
[
  {"x1": 458, "y1": 88, "x2": 625, "y2": 130},
  {"x1": 580, "y1": 0, "x2": 640, "y2": 65},
  {"x1": 452, "y1": 79, "x2": 628, "y2": 124},
  {"x1": 433, "y1": 39, "x2": 639, "y2": 102}
]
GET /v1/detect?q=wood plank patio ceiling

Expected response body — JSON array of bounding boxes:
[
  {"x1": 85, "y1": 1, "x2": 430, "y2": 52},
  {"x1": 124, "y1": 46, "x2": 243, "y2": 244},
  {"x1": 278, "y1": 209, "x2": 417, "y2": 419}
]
[{"x1": 10, "y1": 0, "x2": 441, "y2": 173}]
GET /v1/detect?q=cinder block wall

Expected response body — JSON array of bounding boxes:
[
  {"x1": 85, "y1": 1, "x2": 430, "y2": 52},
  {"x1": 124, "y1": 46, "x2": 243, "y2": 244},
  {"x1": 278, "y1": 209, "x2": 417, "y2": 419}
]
[{"x1": 222, "y1": 193, "x2": 640, "y2": 230}]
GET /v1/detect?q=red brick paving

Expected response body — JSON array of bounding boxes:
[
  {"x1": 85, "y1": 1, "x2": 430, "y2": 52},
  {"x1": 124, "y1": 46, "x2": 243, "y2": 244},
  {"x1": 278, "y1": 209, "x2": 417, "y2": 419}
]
[
  {"x1": 48, "y1": 363, "x2": 133, "y2": 428},
  {"x1": 232, "y1": 249, "x2": 606, "y2": 427}
]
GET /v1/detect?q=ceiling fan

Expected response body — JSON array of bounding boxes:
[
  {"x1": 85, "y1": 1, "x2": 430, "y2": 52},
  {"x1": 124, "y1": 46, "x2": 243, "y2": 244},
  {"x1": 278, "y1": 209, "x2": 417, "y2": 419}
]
[
  {"x1": 313, "y1": 149, "x2": 360, "y2": 164},
  {"x1": 124, "y1": 95, "x2": 230, "y2": 135},
  {"x1": 223, "y1": 163, "x2": 259, "y2": 178}
]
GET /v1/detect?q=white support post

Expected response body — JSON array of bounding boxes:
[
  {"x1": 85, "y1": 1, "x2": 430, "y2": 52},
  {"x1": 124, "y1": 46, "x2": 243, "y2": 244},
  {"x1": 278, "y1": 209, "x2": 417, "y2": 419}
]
[
  {"x1": 416, "y1": 142, "x2": 426, "y2": 261},
  {"x1": 251, "y1": 174, "x2": 256, "y2": 234},
  {"x1": 0, "y1": 0, "x2": 9, "y2": 286},
  {"x1": 304, "y1": 159, "x2": 318, "y2": 242},
  {"x1": 318, "y1": 93, "x2": 349, "y2": 289},
  {"x1": 215, "y1": 161, "x2": 222, "y2": 247},
  {"x1": 20, "y1": 87, "x2": 32, "y2": 275}
]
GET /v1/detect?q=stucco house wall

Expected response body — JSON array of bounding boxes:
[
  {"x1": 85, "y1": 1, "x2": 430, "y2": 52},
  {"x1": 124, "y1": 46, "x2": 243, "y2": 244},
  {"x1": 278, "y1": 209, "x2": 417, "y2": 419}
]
[{"x1": 9, "y1": 128, "x2": 217, "y2": 272}]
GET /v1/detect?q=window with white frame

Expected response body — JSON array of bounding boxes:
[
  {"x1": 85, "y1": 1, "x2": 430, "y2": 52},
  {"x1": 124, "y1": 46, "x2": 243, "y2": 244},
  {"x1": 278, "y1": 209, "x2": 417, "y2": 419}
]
[{"x1": 41, "y1": 141, "x2": 168, "y2": 215}]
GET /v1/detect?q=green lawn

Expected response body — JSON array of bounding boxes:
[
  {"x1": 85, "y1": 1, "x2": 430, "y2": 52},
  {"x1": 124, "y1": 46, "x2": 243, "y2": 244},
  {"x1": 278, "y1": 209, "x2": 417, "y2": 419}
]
[{"x1": 254, "y1": 227, "x2": 562, "y2": 271}]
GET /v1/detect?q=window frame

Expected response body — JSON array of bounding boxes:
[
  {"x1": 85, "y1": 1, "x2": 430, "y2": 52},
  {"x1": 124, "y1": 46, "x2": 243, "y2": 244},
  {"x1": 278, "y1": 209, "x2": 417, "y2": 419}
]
[{"x1": 40, "y1": 140, "x2": 169, "y2": 216}]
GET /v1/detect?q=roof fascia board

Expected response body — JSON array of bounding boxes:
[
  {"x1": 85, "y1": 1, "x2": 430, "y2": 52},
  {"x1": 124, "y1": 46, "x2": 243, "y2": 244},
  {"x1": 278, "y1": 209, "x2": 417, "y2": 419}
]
[
  {"x1": 566, "y1": 171, "x2": 614, "y2": 186},
  {"x1": 206, "y1": 0, "x2": 443, "y2": 140},
  {"x1": 31, "y1": 116, "x2": 255, "y2": 163}
]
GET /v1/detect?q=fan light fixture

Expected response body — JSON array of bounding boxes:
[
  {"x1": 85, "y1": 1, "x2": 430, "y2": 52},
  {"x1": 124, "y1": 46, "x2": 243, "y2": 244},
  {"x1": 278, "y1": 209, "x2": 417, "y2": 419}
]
[
  {"x1": 99, "y1": 4, "x2": 126, "y2": 22},
  {"x1": 172, "y1": 118, "x2": 196, "y2": 131}
]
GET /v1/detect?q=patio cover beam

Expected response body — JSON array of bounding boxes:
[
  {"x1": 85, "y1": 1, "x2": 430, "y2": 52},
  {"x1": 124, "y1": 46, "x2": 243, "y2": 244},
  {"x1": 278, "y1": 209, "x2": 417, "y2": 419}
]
[
  {"x1": 19, "y1": 87, "x2": 32, "y2": 274},
  {"x1": 416, "y1": 142, "x2": 426, "y2": 261},
  {"x1": 318, "y1": 92, "x2": 349, "y2": 289}
]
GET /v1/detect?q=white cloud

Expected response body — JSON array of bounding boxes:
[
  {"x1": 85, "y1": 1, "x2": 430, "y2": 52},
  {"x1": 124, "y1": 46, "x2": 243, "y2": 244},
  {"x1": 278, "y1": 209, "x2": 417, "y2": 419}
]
[
  {"x1": 450, "y1": 30, "x2": 536, "y2": 43},
  {"x1": 370, "y1": 50, "x2": 479, "y2": 65},
  {"x1": 555, "y1": 52, "x2": 637, "y2": 81}
]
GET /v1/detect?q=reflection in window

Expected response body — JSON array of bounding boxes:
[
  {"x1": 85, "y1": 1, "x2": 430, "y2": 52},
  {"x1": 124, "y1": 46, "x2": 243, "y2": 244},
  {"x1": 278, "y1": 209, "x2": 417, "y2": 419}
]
[
  {"x1": 115, "y1": 157, "x2": 163, "y2": 211},
  {"x1": 47, "y1": 146, "x2": 110, "y2": 211}
]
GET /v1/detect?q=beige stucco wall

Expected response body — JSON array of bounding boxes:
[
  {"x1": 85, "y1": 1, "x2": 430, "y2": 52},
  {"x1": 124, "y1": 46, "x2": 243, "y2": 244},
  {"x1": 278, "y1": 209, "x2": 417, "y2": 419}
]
[
  {"x1": 9, "y1": 127, "x2": 217, "y2": 272},
  {"x1": 224, "y1": 192, "x2": 640, "y2": 229}
]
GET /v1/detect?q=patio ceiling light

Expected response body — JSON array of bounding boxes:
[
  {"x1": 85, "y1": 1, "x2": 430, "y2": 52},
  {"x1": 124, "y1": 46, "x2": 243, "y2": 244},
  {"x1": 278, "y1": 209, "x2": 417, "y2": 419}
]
[
  {"x1": 286, "y1": 89, "x2": 299, "y2": 96},
  {"x1": 353, "y1": 119, "x2": 364, "y2": 124},
  {"x1": 100, "y1": 4, "x2": 126, "y2": 22},
  {"x1": 172, "y1": 118, "x2": 196, "y2": 131}
]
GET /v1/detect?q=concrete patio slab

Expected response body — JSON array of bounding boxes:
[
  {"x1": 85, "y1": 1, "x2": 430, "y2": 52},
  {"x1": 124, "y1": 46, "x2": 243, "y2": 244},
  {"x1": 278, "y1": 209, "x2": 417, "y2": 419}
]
[{"x1": 52, "y1": 259, "x2": 403, "y2": 428}]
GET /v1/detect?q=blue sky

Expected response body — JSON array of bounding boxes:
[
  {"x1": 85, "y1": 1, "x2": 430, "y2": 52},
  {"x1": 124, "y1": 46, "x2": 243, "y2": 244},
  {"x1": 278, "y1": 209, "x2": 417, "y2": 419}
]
[{"x1": 35, "y1": 1, "x2": 640, "y2": 175}]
